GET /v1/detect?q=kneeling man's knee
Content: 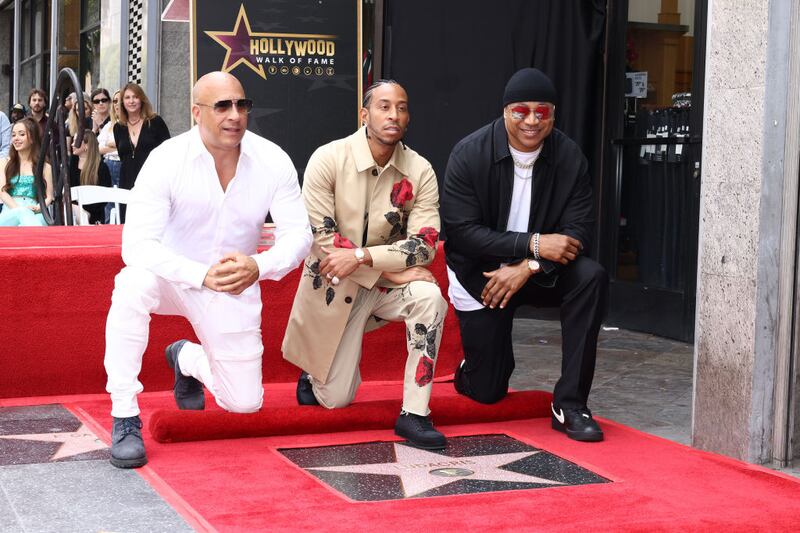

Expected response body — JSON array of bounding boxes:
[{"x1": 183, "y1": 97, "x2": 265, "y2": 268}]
[
  {"x1": 409, "y1": 280, "x2": 449, "y2": 316},
  {"x1": 316, "y1": 388, "x2": 355, "y2": 410},
  {"x1": 577, "y1": 258, "x2": 609, "y2": 288},
  {"x1": 217, "y1": 390, "x2": 263, "y2": 413},
  {"x1": 469, "y1": 384, "x2": 508, "y2": 405}
]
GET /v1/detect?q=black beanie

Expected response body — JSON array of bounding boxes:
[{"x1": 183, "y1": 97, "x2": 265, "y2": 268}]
[{"x1": 502, "y1": 68, "x2": 557, "y2": 107}]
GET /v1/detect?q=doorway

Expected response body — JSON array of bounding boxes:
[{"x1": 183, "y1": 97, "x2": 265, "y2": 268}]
[{"x1": 600, "y1": 0, "x2": 707, "y2": 342}]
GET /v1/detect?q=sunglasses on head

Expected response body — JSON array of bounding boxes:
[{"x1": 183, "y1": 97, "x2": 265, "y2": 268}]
[
  {"x1": 197, "y1": 98, "x2": 254, "y2": 114},
  {"x1": 93, "y1": 97, "x2": 110, "y2": 104},
  {"x1": 509, "y1": 103, "x2": 554, "y2": 121}
]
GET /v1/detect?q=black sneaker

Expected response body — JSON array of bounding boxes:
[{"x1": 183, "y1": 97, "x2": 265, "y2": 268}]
[
  {"x1": 165, "y1": 340, "x2": 205, "y2": 410},
  {"x1": 551, "y1": 403, "x2": 604, "y2": 442},
  {"x1": 296, "y1": 371, "x2": 319, "y2": 406},
  {"x1": 110, "y1": 416, "x2": 147, "y2": 469},
  {"x1": 394, "y1": 411, "x2": 447, "y2": 450}
]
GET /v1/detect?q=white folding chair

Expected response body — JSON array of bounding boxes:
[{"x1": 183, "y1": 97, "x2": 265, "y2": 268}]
[{"x1": 70, "y1": 185, "x2": 130, "y2": 225}]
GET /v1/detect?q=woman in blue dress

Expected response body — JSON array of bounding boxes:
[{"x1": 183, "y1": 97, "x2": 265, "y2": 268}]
[{"x1": 0, "y1": 117, "x2": 53, "y2": 226}]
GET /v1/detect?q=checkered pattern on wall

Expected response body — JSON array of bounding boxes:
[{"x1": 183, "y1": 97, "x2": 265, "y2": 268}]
[{"x1": 128, "y1": 0, "x2": 145, "y2": 83}]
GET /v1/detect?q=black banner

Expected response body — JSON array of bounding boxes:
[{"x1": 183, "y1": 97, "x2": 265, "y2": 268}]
[{"x1": 192, "y1": 0, "x2": 362, "y2": 173}]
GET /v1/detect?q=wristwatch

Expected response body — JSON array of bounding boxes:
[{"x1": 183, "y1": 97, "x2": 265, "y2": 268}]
[
  {"x1": 354, "y1": 248, "x2": 366, "y2": 264},
  {"x1": 527, "y1": 259, "x2": 540, "y2": 274}
]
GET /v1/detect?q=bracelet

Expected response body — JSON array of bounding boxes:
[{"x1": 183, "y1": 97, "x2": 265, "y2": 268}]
[{"x1": 533, "y1": 233, "x2": 541, "y2": 260}]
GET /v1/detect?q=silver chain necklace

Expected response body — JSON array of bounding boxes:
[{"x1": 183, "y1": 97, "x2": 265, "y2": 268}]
[
  {"x1": 512, "y1": 157, "x2": 535, "y2": 170},
  {"x1": 513, "y1": 166, "x2": 533, "y2": 180}
]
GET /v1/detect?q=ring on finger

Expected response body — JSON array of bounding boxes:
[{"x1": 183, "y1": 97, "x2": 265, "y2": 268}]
[{"x1": 331, "y1": 276, "x2": 340, "y2": 285}]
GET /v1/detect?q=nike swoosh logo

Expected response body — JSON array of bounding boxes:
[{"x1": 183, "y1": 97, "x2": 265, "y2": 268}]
[{"x1": 551, "y1": 403, "x2": 565, "y2": 424}]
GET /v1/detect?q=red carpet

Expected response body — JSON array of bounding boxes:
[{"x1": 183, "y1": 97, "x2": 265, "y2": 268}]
[
  {"x1": 5, "y1": 226, "x2": 800, "y2": 531},
  {"x1": 0, "y1": 226, "x2": 463, "y2": 398},
  {"x1": 150, "y1": 389, "x2": 552, "y2": 442},
  {"x1": 63, "y1": 382, "x2": 800, "y2": 533}
]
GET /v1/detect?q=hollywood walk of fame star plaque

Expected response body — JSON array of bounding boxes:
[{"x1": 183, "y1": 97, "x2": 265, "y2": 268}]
[
  {"x1": 0, "y1": 405, "x2": 109, "y2": 466},
  {"x1": 279, "y1": 434, "x2": 610, "y2": 501},
  {"x1": 193, "y1": 0, "x2": 362, "y2": 173}
]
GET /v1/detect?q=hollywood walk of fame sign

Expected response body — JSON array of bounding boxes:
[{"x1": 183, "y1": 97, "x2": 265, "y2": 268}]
[
  {"x1": 280, "y1": 434, "x2": 610, "y2": 501},
  {"x1": 192, "y1": 0, "x2": 362, "y2": 175}
]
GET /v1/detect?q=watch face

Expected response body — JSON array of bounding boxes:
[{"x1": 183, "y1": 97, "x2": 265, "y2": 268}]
[
  {"x1": 355, "y1": 248, "x2": 365, "y2": 261},
  {"x1": 527, "y1": 259, "x2": 540, "y2": 272}
]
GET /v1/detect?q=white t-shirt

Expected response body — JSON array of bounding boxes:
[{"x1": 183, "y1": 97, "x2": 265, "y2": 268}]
[
  {"x1": 97, "y1": 120, "x2": 119, "y2": 161},
  {"x1": 446, "y1": 145, "x2": 541, "y2": 312}
]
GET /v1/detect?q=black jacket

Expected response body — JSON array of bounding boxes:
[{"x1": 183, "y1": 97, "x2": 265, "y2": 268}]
[{"x1": 441, "y1": 118, "x2": 594, "y2": 302}]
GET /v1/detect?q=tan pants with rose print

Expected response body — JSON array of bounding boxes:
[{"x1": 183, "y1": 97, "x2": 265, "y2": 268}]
[{"x1": 310, "y1": 280, "x2": 448, "y2": 416}]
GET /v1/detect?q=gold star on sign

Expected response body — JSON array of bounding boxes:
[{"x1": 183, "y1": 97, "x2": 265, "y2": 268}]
[{"x1": 205, "y1": 4, "x2": 266, "y2": 79}]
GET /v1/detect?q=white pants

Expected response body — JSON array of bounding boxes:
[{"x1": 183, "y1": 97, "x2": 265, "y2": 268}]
[{"x1": 105, "y1": 266, "x2": 264, "y2": 418}]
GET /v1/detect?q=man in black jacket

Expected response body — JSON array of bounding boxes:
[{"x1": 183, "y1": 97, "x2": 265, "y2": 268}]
[{"x1": 441, "y1": 68, "x2": 608, "y2": 442}]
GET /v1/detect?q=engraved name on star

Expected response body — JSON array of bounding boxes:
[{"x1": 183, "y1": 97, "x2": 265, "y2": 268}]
[
  {"x1": 0, "y1": 424, "x2": 108, "y2": 461},
  {"x1": 308, "y1": 442, "x2": 564, "y2": 498}
]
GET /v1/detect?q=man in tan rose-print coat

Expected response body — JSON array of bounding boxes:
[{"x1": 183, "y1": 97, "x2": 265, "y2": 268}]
[{"x1": 282, "y1": 80, "x2": 449, "y2": 450}]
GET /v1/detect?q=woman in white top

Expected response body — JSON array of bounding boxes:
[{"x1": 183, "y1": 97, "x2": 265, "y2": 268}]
[{"x1": 98, "y1": 90, "x2": 121, "y2": 188}]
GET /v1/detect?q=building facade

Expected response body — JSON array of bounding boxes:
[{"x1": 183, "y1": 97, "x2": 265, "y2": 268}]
[{"x1": 1, "y1": 0, "x2": 799, "y2": 467}]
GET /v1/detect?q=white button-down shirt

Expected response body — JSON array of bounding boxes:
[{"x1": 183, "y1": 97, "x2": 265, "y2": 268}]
[{"x1": 122, "y1": 126, "x2": 312, "y2": 291}]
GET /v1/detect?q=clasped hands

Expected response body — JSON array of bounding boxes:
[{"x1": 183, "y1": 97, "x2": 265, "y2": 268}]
[
  {"x1": 481, "y1": 233, "x2": 582, "y2": 309},
  {"x1": 318, "y1": 246, "x2": 436, "y2": 286},
  {"x1": 203, "y1": 252, "x2": 259, "y2": 295}
]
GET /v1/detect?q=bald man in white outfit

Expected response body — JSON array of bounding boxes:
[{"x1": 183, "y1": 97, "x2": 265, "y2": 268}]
[{"x1": 104, "y1": 72, "x2": 312, "y2": 468}]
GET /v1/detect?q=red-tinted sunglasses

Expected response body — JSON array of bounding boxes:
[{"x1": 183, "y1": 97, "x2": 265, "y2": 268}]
[{"x1": 509, "y1": 103, "x2": 554, "y2": 121}]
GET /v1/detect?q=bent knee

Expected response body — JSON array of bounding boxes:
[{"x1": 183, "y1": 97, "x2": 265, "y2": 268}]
[
  {"x1": 112, "y1": 267, "x2": 161, "y2": 303},
  {"x1": 408, "y1": 281, "x2": 449, "y2": 314},
  {"x1": 573, "y1": 258, "x2": 608, "y2": 287},
  {"x1": 217, "y1": 393, "x2": 263, "y2": 413},
  {"x1": 469, "y1": 386, "x2": 508, "y2": 405},
  {"x1": 316, "y1": 389, "x2": 355, "y2": 410}
]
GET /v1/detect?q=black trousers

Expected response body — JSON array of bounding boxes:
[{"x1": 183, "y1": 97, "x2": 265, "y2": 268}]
[{"x1": 454, "y1": 256, "x2": 608, "y2": 409}]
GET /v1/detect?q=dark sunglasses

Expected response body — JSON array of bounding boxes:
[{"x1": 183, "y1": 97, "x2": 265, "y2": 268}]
[
  {"x1": 92, "y1": 97, "x2": 110, "y2": 104},
  {"x1": 197, "y1": 98, "x2": 253, "y2": 115}
]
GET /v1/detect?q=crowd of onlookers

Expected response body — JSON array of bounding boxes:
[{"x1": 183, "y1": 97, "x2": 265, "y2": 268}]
[{"x1": 0, "y1": 84, "x2": 170, "y2": 226}]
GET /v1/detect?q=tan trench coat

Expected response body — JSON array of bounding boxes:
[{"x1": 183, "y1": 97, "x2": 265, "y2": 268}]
[{"x1": 281, "y1": 127, "x2": 440, "y2": 383}]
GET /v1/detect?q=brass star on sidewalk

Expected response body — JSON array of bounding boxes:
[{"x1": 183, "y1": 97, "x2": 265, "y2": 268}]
[
  {"x1": 0, "y1": 424, "x2": 108, "y2": 461},
  {"x1": 309, "y1": 442, "x2": 564, "y2": 498}
]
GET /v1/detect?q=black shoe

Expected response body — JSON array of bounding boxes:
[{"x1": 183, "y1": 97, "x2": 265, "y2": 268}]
[
  {"x1": 165, "y1": 340, "x2": 205, "y2": 410},
  {"x1": 453, "y1": 359, "x2": 467, "y2": 396},
  {"x1": 395, "y1": 411, "x2": 447, "y2": 450},
  {"x1": 551, "y1": 403, "x2": 604, "y2": 442},
  {"x1": 110, "y1": 416, "x2": 147, "y2": 469},
  {"x1": 296, "y1": 371, "x2": 319, "y2": 406}
]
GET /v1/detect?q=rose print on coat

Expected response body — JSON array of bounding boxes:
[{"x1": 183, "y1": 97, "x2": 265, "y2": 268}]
[
  {"x1": 302, "y1": 258, "x2": 337, "y2": 306},
  {"x1": 417, "y1": 227, "x2": 439, "y2": 248},
  {"x1": 390, "y1": 178, "x2": 414, "y2": 208},
  {"x1": 333, "y1": 232, "x2": 356, "y2": 249},
  {"x1": 311, "y1": 216, "x2": 338, "y2": 237},
  {"x1": 386, "y1": 227, "x2": 439, "y2": 266},
  {"x1": 381, "y1": 211, "x2": 408, "y2": 243}
]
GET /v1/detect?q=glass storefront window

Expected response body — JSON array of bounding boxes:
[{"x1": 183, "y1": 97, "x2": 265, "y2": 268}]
[
  {"x1": 60, "y1": 0, "x2": 81, "y2": 52},
  {"x1": 83, "y1": 0, "x2": 100, "y2": 27},
  {"x1": 80, "y1": 27, "x2": 100, "y2": 90}
]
